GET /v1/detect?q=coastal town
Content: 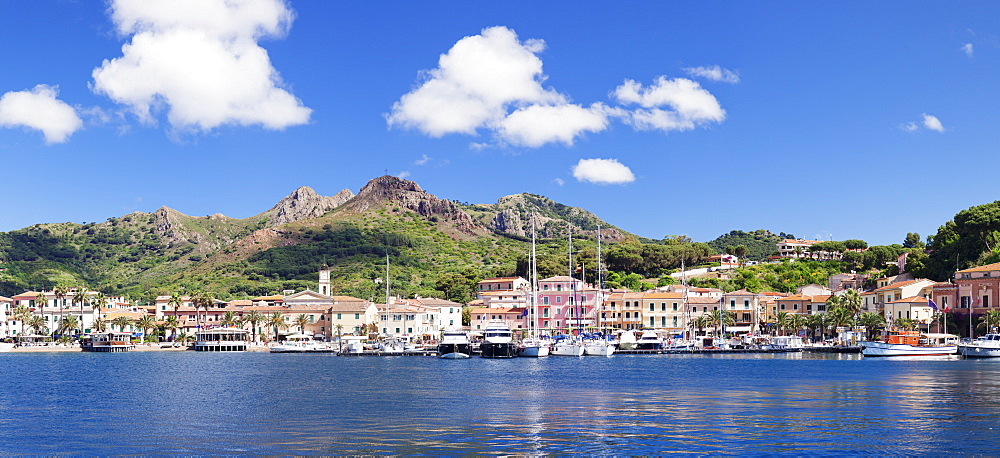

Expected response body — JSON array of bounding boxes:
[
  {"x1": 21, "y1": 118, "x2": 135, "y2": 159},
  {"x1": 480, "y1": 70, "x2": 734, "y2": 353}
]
[{"x1": 2, "y1": 238, "x2": 999, "y2": 357}]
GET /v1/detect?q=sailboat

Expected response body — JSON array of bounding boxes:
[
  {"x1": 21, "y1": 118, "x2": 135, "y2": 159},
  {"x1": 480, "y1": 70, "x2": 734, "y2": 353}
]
[
  {"x1": 583, "y1": 225, "x2": 615, "y2": 357},
  {"x1": 518, "y1": 213, "x2": 550, "y2": 357},
  {"x1": 377, "y1": 248, "x2": 404, "y2": 354},
  {"x1": 550, "y1": 223, "x2": 586, "y2": 357}
]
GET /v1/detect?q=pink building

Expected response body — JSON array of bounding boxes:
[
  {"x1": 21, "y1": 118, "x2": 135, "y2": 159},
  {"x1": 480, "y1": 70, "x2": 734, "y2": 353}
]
[{"x1": 535, "y1": 276, "x2": 600, "y2": 333}]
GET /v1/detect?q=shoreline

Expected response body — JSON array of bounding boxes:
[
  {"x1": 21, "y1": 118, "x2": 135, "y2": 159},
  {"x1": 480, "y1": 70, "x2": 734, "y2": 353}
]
[{"x1": 7, "y1": 344, "x2": 272, "y2": 353}]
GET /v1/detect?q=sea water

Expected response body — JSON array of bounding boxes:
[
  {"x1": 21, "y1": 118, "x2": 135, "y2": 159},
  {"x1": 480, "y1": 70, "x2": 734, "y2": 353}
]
[{"x1": 0, "y1": 351, "x2": 998, "y2": 454}]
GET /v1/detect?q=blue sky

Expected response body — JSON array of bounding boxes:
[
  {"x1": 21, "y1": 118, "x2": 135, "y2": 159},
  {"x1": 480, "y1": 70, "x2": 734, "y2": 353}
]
[{"x1": 1, "y1": 1, "x2": 998, "y2": 246}]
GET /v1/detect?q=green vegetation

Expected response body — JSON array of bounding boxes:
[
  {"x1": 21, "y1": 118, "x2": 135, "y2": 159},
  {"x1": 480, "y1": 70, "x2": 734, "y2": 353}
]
[{"x1": 707, "y1": 230, "x2": 790, "y2": 262}]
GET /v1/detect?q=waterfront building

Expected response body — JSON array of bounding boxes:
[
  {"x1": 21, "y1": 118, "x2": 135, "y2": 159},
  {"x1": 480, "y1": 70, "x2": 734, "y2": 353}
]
[
  {"x1": 0, "y1": 295, "x2": 12, "y2": 338},
  {"x1": 478, "y1": 290, "x2": 528, "y2": 309},
  {"x1": 721, "y1": 289, "x2": 763, "y2": 333},
  {"x1": 884, "y1": 296, "x2": 935, "y2": 329},
  {"x1": 476, "y1": 277, "x2": 529, "y2": 295},
  {"x1": 955, "y1": 262, "x2": 1000, "y2": 315},
  {"x1": 468, "y1": 307, "x2": 526, "y2": 333},
  {"x1": 640, "y1": 292, "x2": 685, "y2": 334},
  {"x1": 860, "y1": 278, "x2": 935, "y2": 314},
  {"x1": 378, "y1": 297, "x2": 460, "y2": 338},
  {"x1": 536, "y1": 276, "x2": 600, "y2": 333},
  {"x1": 10, "y1": 289, "x2": 115, "y2": 336}
]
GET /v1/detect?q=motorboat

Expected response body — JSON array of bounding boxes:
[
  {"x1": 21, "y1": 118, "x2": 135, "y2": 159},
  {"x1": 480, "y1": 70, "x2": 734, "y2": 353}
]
[
  {"x1": 480, "y1": 320, "x2": 517, "y2": 358},
  {"x1": 662, "y1": 338, "x2": 695, "y2": 351},
  {"x1": 583, "y1": 339, "x2": 615, "y2": 357},
  {"x1": 269, "y1": 333, "x2": 334, "y2": 353},
  {"x1": 616, "y1": 331, "x2": 637, "y2": 350},
  {"x1": 959, "y1": 333, "x2": 1000, "y2": 358},
  {"x1": 517, "y1": 337, "x2": 550, "y2": 357},
  {"x1": 860, "y1": 331, "x2": 958, "y2": 357},
  {"x1": 377, "y1": 336, "x2": 406, "y2": 354},
  {"x1": 438, "y1": 329, "x2": 472, "y2": 359},
  {"x1": 635, "y1": 330, "x2": 662, "y2": 350}
]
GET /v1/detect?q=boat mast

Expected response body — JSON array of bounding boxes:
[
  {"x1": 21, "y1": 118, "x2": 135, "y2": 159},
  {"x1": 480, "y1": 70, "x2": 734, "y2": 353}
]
[
  {"x1": 568, "y1": 223, "x2": 575, "y2": 336},
  {"x1": 597, "y1": 225, "x2": 603, "y2": 335},
  {"x1": 531, "y1": 213, "x2": 539, "y2": 338},
  {"x1": 682, "y1": 259, "x2": 690, "y2": 340}
]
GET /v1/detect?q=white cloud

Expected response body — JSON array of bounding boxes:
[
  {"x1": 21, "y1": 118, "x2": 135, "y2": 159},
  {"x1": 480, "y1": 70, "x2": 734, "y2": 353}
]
[
  {"x1": 499, "y1": 103, "x2": 612, "y2": 147},
  {"x1": 91, "y1": 0, "x2": 311, "y2": 132},
  {"x1": 683, "y1": 65, "x2": 740, "y2": 84},
  {"x1": 0, "y1": 85, "x2": 82, "y2": 144},
  {"x1": 962, "y1": 43, "x2": 974, "y2": 57},
  {"x1": 415, "y1": 154, "x2": 431, "y2": 165},
  {"x1": 387, "y1": 26, "x2": 613, "y2": 147},
  {"x1": 571, "y1": 158, "x2": 635, "y2": 185},
  {"x1": 613, "y1": 76, "x2": 726, "y2": 132},
  {"x1": 397, "y1": 171, "x2": 411, "y2": 179},
  {"x1": 899, "y1": 122, "x2": 919, "y2": 133},
  {"x1": 923, "y1": 113, "x2": 945, "y2": 132},
  {"x1": 553, "y1": 178, "x2": 565, "y2": 186}
]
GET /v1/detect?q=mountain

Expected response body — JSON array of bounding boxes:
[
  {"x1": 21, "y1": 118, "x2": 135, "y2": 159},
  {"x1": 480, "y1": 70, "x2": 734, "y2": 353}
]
[{"x1": 0, "y1": 176, "x2": 676, "y2": 302}]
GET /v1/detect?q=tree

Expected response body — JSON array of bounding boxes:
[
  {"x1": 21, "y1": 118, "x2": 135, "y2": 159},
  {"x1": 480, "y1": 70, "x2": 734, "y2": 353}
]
[
  {"x1": 843, "y1": 239, "x2": 868, "y2": 250},
  {"x1": 773, "y1": 312, "x2": 792, "y2": 336},
  {"x1": 220, "y1": 311, "x2": 240, "y2": 328},
  {"x1": 162, "y1": 316, "x2": 180, "y2": 341},
  {"x1": 806, "y1": 313, "x2": 827, "y2": 341},
  {"x1": 266, "y1": 311, "x2": 287, "y2": 342},
  {"x1": 91, "y1": 292, "x2": 108, "y2": 333},
  {"x1": 709, "y1": 309, "x2": 735, "y2": 337},
  {"x1": 26, "y1": 315, "x2": 46, "y2": 335},
  {"x1": 294, "y1": 314, "x2": 311, "y2": 334},
  {"x1": 59, "y1": 315, "x2": 79, "y2": 338},
  {"x1": 733, "y1": 245, "x2": 748, "y2": 264},
  {"x1": 243, "y1": 310, "x2": 264, "y2": 343},
  {"x1": 71, "y1": 288, "x2": 88, "y2": 336},
  {"x1": 903, "y1": 232, "x2": 924, "y2": 249},
  {"x1": 53, "y1": 285, "x2": 68, "y2": 336},
  {"x1": 167, "y1": 292, "x2": 185, "y2": 323},
  {"x1": 977, "y1": 310, "x2": 1000, "y2": 334},
  {"x1": 176, "y1": 332, "x2": 192, "y2": 346},
  {"x1": 692, "y1": 315, "x2": 710, "y2": 336},
  {"x1": 136, "y1": 315, "x2": 157, "y2": 341},
  {"x1": 12, "y1": 304, "x2": 31, "y2": 336},
  {"x1": 191, "y1": 292, "x2": 215, "y2": 328},
  {"x1": 93, "y1": 317, "x2": 106, "y2": 332},
  {"x1": 111, "y1": 316, "x2": 132, "y2": 333},
  {"x1": 857, "y1": 312, "x2": 886, "y2": 340},
  {"x1": 335, "y1": 324, "x2": 344, "y2": 351}
]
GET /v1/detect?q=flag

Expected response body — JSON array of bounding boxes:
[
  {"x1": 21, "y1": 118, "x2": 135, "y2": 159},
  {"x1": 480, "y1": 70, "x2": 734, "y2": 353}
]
[
  {"x1": 520, "y1": 308, "x2": 529, "y2": 317},
  {"x1": 927, "y1": 298, "x2": 939, "y2": 311}
]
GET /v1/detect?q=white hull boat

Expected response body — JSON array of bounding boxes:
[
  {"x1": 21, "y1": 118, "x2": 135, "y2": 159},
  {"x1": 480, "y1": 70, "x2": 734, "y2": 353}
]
[
  {"x1": 550, "y1": 340, "x2": 585, "y2": 357},
  {"x1": 583, "y1": 342, "x2": 615, "y2": 357},
  {"x1": 861, "y1": 331, "x2": 959, "y2": 357},
  {"x1": 959, "y1": 334, "x2": 1000, "y2": 358}
]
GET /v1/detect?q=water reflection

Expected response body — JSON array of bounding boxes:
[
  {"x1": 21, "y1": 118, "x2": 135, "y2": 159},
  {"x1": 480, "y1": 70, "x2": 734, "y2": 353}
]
[{"x1": 0, "y1": 352, "x2": 999, "y2": 454}]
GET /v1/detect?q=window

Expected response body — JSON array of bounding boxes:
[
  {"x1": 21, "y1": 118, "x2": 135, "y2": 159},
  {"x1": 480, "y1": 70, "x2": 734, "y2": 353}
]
[
  {"x1": 673, "y1": 316, "x2": 678, "y2": 326},
  {"x1": 556, "y1": 297, "x2": 562, "y2": 304},
  {"x1": 557, "y1": 285, "x2": 562, "y2": 291},
  {"x1": 744, "y1": 300, "x2": 750, "y2": 309},
  {"x1": 730, "y1": 300, "x2": 736, "y2": 308},
  {"x1": 543, "y1": 297, "x2": 549, "y2": 305},
  {"x1": 650, "y1": 317, "x2": 655, "y2": 326},
  {"x1": 781, "y1": 304, "x2": 786, "y2": 310},
  {"x1": 543, "y1": 309, "x2": 549, "y2": 318},
  {"x1": 337, "y1": 313, "x2": 342, "y2": 320},
  {"x1": 355, "y1": 313, "x2": 360, "y2": 319},
  {"x1": 661, "y1": 317, "x2": 666, "y2": 326},
  {"x1": 793, "y1": 304, "x2": 799, "y2": 310},
  {"x1": 672, "y1": 302, "x2": 678, "y2": 311},
  {"x1": 985, "y1": 295, "x2": 991, "y2": 308},
  {"x1": 610, "y1": 302, "x2": 616, "y2": 310},
  {"x1": 961, "y1": 296, "x2": 971, "y2": 308},
  {"x1": 649, "y1": 303, "x2": 654, "y2": 312},
  {"x1": 661, "y1": 303, "x2": 667, "y2": 311}
]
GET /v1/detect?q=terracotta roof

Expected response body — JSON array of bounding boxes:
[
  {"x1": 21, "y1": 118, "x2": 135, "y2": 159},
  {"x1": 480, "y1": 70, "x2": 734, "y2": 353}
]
[
  {"x1": 0, "y1": 296, "x2": 11, "y2": 302},
  {"x1": 478, "y1": 277, "x2": 524, "y2": 283},
  {"x1": 724, "y1": 289, "x2": 756, "y2": 296},
  {"x1": 888, "y1": 296, "x2": 929, "y2": 304},
  {"x1": 687, "y1": 297, "x2": 721, "y2": 304},
  {"x1": 251, "y1": 295, "x2": 285, "y2": 301},
  {"x1": 873, "y1": 280, "x2": 919, "y2": 292},
  {"x1": 331, "y1": 295, "x2": 367, "y2": 302},
  {"x1": 540, "y1": 276, "x2": 576, "y2": 282},
  {"x1": 957, "y1": 262, "x2": 1000, "y2": 274},
  {"x1": 469, "y1": 307, "x2": 526, "y2": 314},
  {"x1": 641, "y1": 292, "x2": 684, "y2": 299}
]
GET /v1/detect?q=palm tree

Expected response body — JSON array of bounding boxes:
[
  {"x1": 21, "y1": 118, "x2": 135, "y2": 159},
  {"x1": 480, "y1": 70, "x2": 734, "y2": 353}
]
[
  {"x1": 26, "y1": 315, "x2": 46, "y2": 335},
  {"x1": 136, "y1": 315, "x2": 158, "y2": 342},
  {"x1": 294, "y1": 314, "x2": 311, "y2": 334},
  {"x1": 71, "y1": 288, "x2": 89, "y2": 336},
  {"x1": 93, "y1": 317, "x2": 106, "y2": 332},
  {"x1": 191, "y1": 292, "x2": 215, "y2": 329},
  {"x1": 90, "y1": 292, "x2": 107, "y2": 333},
  {"x1": 806, "y1": 313, "x2": 826, "y2": 341},
  {"x1": 60, "y1": 315, "x2": 79, "y2": 340},
  {"x1": 267, "y1": 311, "x2": 287, "y2": 342},
  {"x1": 841, "y1": 289, "x2": 863, "y2": 321},
  {"x1": 708, "y1": 310, "x2": 735, "y2": 337},
  {"x1": 243, "y1": 310, "x2": 264, "y2": 343},
  {"x1": 220, "y1": 311, "x2": 240, "y2": 328},
  {"x1": 12, "y1": 304, "x2": 31, "y2": 336},
  {"x1": 53, "y1": 285, "x2": 68, "y2": 336},
  {"x1": 163, "y1": 316, "x2": 180, "y2": 341},
  {"x1": 111, "y1": 316, "x2": 132, "y2": 333},
  {"x1": 692, "y1": 315, "x2": 709, "y2": 337},
  {"x1": 168, "y1": 292, "x2": 185, "y2": 323},
  {"x1": 857, "y1": 312, "x2": 886, "y2": 340},
  {"x1": 788, "y1": 314, "x2": 808, "y2": 338},
  {"x1": 896, "y1": 318, "x2": 918, "y2": 331},
  {"x1": 774, "y1": 311, "x2": 792, "y2": 336},
  {"x1": 977, "y1": 310, "x2": 1000, "y2": 334},
  {"x1": 176, "y1": 332, "x2": 192, "y2": 346},
  {"x1": 335, "y1": 324, "x2": 344, "y2": 351},
  {"x1": 827, "y1": 306, "x2": 854, "y2": 332}
]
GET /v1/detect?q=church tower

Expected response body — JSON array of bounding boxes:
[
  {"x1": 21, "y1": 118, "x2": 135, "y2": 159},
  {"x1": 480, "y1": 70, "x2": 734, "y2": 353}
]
[{"x1": 318, "y1": 264, "x2": 331, "y2": 296}]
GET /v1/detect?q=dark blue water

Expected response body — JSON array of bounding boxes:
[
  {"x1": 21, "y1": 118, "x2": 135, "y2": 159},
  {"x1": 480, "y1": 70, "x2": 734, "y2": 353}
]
[{"x1": 0, "y1": 351, "x2": 998, "y2": 454}]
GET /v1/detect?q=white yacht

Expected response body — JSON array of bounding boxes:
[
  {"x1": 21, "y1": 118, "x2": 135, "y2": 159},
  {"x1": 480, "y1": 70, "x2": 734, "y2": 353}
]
[
  {"x1": 635, "y1": 330, "x2": 662, "y2": 350},
  {"x1": 550, "y1": 336, "x2": 585, "y2": 356},
  {"x1": 860, "y1": 331, "x2": 958, "y2": 357},
  {"x1": 438, "y1": 329, "x2": 472, "y2": 359},
  {"x1": 480, "y1": 320, "x2": 517, "y2": 358},
  {"x1": 269, "y1": 333, "x2": 334, "y2": 353},
  {"x1": 959, "y1": 333, "x2": 1000, "y2": 358},
  {"x1": 583, "y1": 337, "x2": 615, "y2": 357}
]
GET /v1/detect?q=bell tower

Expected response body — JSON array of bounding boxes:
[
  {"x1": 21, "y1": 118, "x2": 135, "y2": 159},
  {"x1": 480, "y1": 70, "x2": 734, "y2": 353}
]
[{"x1": 318, "y1": 264, "x2": 331, "y2": 296}]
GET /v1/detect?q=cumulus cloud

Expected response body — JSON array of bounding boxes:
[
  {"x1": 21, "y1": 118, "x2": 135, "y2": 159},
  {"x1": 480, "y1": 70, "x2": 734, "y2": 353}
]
[
  {"x1": 962, "y1": 43, "x2": 974, "y2": 57},
  {"x1": 684, "y1": 65, "x2": 740, "y2": 84},
  {"x1": 571, "y1": 158, "x2": 635, "y2": 185},
  {"x1": 899, "y1": 122, "x2": 919, "y2": 133},
  {"x1": 613, "y1": 77, "x2": 726, "y2": 132},
  {"x1": 397, "y1": 170, "x2": 411, "y2": 179},
  {"x1": 923, "y1": 113, "x2": 945, "y2": 132},
  {"x1": 0, "y1": 85, "x2": 82, "y2": 143},
  {"x1": 91, "y1": 0, "x2": 311, "y2": 132},
  {"x1": 415, "y1": 154, "x2": 431, "y2": 165},
  {"x1": 387, "y1": 26, "x2": 613, "y2": 147}
]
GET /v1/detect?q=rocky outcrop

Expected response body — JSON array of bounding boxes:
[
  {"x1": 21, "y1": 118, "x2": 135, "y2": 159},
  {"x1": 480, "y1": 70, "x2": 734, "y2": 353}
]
[
  {"x1": 343, "y1": 176, "x2": 487, "y2": 236},
  {"x1": 264, "y1": 186, "x2": 354, "y2": 227},
  {"x1": 477, "y1": 193, "x2": 628, "y2": 241}
]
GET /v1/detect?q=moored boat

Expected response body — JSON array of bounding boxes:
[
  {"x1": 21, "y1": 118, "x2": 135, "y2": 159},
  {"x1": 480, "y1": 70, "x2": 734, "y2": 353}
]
[
  {"x1": 438, "y1": 329, "x2": 472, "y2": 359},
  {"x1": 549, "y1": 335, "x2": 585, "y2": 356},
  {"x1": 480, "y1": 320, "x2": 517, "y2": 358},
  {"x1": 84, "y1": 332, "x2": 135, "y2": 352},
  {"x1": 635, "y1": 330, "x2": 662, "y2": 350},
  {"x1": 860, "y1": 331, "x2": 958, "y2": 357},
  {"x1": 959, "y1": 333, "x2": 1000, "y2": 358},
  {"x1": 269, "y1": 333, "x2": 334, "y2": 353}
]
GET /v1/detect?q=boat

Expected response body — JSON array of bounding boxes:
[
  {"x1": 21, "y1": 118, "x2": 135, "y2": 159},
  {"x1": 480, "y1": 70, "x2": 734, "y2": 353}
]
[
  {"x1": 583, "y1": 334, "x2": 615, "y2": 357},
  {"x1": 480, "y1": 320, "x2": 517, "y2": 358},
  {"x1": 269, "y1": 333, "x2": 334, "y2": 353},
  {"x1": 194, "y1": 327, "x2": 249, "y2": 352},
  {"x1": 860, "y1": 331, "x2": 958, "y2": 357},
  {"x1": 0, "y1": 341, "x2": 13, "y2": 352},
  {"x1": 517, "y1": 214, "x2": 550, "y2": 358},
  {"x1": 438, "y1": 329, "x2": 472, "y2": 359},
  {"x1": 616, "y1": 330, "x2": 637, "y2": 350},
  {"x1": 635, "y1": 330, "x2": 662, "y2": 350},
  {"x1": 549, "y1": 335, "x2": 585, "y2": 356},
  {"x1": 83, "y1": 332, "x2": 135, "y2": 352},
  {"x1": 662, "y1": 338, "x2": 695, "y2": 351},
  {"x1": 959, "y1": 333, "x2": 1000, "y2": 358},
  {"x1": 377, "y1": 336, "x2": 406, "y2": 354}
]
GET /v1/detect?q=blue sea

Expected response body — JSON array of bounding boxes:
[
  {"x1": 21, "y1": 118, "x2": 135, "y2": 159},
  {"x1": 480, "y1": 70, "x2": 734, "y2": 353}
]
[{"x1": 0, "y1": 351, "x2": 998, "y2": 455}]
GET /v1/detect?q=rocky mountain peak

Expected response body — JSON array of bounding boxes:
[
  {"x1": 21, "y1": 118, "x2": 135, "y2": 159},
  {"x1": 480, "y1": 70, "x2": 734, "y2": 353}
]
[
  {"x1": 345, "y1": 175, "x2": 486, "y2": 236},
  {"x1": 265, "y1": 186, "x2": 354, "y2": 227}
]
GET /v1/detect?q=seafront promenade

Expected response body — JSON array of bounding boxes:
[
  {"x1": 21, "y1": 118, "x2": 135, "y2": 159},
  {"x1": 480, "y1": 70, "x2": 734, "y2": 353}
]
[{"x1": 9, "y1": 343, "x2": 271, "y2": 353}]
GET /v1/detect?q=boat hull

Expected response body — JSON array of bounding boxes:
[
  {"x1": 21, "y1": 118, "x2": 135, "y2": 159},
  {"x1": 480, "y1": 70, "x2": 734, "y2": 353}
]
[
  {"x1": 959, "y1": 344, "x2": 1000, "y2": 358},
  {"x1": 437, "y1": 343, "x2": 472, "y2": 359},
  {"x1": 481, "y1": 342, "x2": 518, "y2": 358},
  {"x1": 516, "y1": 345, "x2": 550, "y2": 357},
  {"x1": 550, "y1": 343, "x2": 585, "y2": 357},
  {"x1": 583, "y1": 344, "x2": 615, "y2": 357},
  {"x1": 860, "y1": 341, "x2": 957, "y2": 357}
]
